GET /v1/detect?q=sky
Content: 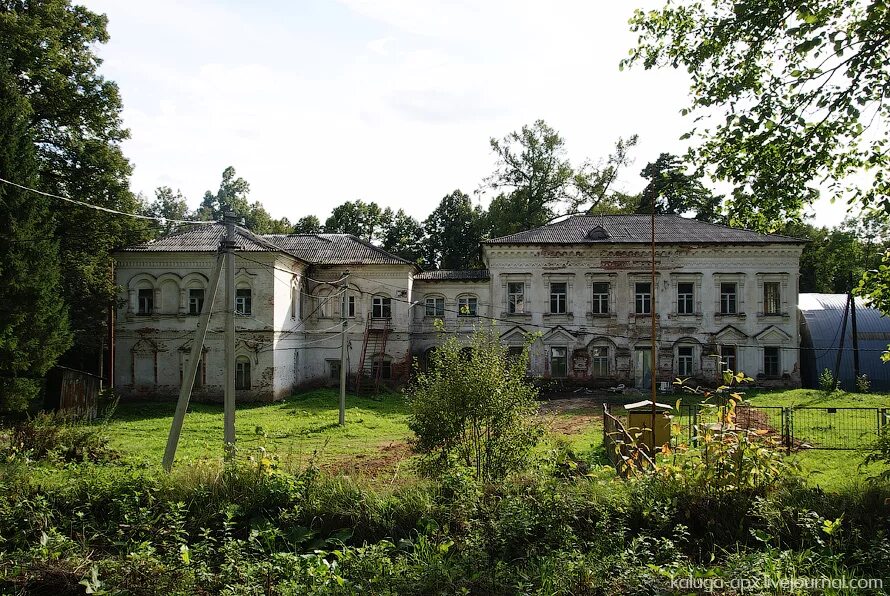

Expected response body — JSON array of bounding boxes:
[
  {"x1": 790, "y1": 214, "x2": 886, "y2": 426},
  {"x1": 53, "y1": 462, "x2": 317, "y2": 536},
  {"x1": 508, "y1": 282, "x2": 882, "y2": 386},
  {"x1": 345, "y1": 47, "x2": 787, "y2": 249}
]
[{"x1": 82, "y1": 0, "x2": 848, "y2": 227}]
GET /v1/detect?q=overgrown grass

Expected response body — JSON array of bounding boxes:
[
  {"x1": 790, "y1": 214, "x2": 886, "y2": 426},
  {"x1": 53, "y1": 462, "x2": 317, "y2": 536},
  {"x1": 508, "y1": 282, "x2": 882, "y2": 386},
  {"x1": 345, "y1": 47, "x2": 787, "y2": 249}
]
[{"x1": 106, "y1": 389, "x2": 412, "y2": 470}]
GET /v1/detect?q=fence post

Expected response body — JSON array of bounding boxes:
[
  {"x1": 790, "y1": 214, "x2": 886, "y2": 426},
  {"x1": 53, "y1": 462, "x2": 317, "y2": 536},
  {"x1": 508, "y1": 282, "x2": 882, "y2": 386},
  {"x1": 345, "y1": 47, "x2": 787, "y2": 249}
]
[
  {"x1": 785, "y1": 408, "x2": 793, "y2": 454},
  {"x1": 880, "y1": 408, "x2": 887, "y2": 432},
  {"x1": 692, "y1": 405, "x2": 699, "y2": 448}
]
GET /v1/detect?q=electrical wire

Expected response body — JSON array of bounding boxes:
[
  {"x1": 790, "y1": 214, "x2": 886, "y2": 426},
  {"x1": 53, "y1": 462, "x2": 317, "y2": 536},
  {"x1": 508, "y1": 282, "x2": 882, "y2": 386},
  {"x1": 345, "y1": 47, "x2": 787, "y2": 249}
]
[{"x1": 0, "y1": 176, "x2": 213, "y2": 225}]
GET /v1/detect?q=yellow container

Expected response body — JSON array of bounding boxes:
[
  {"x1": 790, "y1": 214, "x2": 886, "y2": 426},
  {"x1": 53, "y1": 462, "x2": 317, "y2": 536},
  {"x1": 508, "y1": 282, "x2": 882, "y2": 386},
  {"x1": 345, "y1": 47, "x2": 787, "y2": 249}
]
[{"x1": 624, "y1": 400, "x2": 672, "y2": 452}]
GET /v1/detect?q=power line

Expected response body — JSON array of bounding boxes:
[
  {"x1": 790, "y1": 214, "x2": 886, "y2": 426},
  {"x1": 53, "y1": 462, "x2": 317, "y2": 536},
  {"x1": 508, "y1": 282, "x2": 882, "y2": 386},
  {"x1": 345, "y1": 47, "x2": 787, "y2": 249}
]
[{"x1": 0, "y1": 176, "x2": 213, "y2": 226}]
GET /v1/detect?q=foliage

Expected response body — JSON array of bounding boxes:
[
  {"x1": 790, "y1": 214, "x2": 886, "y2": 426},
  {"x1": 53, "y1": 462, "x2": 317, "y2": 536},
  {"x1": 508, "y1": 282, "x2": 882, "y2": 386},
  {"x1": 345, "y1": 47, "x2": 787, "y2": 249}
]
[
  {"x1": 819, "y1": 368, "x2": 838, "y2": 394},
  {"x1": 635, "y1": 152, "x2": 723, "y2": 222},
  {"x1": 0, "y1": 63, "x2": 71, "y2": 413},
  {"x1": 323, "y1": 199, "x2": 388, "y2": 242},
  {"x1": 193, "y1": 166, "x2": 292, "y2": 233},
  {"x1": 483, "y1": 120, "x2": 639, "y2": 237},
  {"x1": 625, "y1": 0, "x2": 890, "y2": 230},
  {"x1": 293, "y1": 214, "x2": 323, "y2": 234},
  {"x1": 0, "y1": 0, "x2": 150, "y2": 370},
  {"x1": 862, "y1": 424, "x2": 890, "y2": 482},
  {"x1": 3, "y1": 411, "x2": 116, "y2": 462},
  {"x1": 855, "y1": 373, "x2": 871, "y2": 393},
  {"x1": 140, "y1": 186, "x2": 190, "y2": 235},
  {"x1": 423, "y1": 189, "x2": 485, "y2": 269},
  {"x1": 380, "y1": 207, "x2": 425, "y2": 265},
  {"x1": 406, "y1": 327, "x2": 542, "y2": 481}
]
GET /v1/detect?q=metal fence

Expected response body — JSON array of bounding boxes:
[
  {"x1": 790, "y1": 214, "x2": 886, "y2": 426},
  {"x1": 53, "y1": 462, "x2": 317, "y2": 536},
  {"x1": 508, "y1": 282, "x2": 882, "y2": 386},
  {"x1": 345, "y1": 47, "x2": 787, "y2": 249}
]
[{"x1": 675, "y1": 404, "x2": 888, "y2": 451}]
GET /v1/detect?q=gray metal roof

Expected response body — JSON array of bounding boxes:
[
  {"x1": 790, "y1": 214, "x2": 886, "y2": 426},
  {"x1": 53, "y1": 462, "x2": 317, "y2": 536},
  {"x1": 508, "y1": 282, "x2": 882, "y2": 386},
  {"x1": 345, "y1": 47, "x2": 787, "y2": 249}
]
[
  {"x1": 413, "y1": 269, "x2": 490, "y2": 281},
  {"x1": 799, "y1": 293, "x2": 890, "y2": 390},
  {"x1": 485, "y1": 214, "x2": 804, "y2": 245},
  {"x1": 119, "y1": 223, "x2": 413, "y2": 266}
]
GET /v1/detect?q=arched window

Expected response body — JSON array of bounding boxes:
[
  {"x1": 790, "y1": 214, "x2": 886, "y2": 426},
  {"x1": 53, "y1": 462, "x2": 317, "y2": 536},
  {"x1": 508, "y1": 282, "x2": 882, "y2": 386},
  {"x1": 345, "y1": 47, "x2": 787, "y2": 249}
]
[
  {"x1": 457, "y1": 294, "x2": 478, "y2": 317},
  {"x1": 235, "y1": 356, "x2": 251, "y2": 390},
  {"x1": 424, "y1": 295, "x2": 445, "y2": 317}
]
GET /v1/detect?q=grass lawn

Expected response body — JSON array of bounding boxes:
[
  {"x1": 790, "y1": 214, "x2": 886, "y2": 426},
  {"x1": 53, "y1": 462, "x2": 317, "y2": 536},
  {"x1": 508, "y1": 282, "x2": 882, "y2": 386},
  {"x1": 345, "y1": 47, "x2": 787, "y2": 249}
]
[{"x1": 107, "y1": 389, "x2": 412, "y2": 474}]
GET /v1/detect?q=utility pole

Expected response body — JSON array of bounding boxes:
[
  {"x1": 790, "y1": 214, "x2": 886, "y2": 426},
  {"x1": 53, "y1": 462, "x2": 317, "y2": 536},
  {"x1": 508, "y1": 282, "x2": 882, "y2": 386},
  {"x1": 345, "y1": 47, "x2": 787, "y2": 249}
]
[
  {"x1": 649, "y1": 200, "x2": 658, "y2": 454},
  {"x1": 223, "y1": 212, "x2": 237, "y2": 460},
  {"x1": 339, "y1": 319, "x2": 347, "y2": 425},
  {"x1": 833, "y1": 293, "x2": 850, "y2": 387},
  {"x1": 849, "y1": 274, "x2": 861, "y2": 382},
  {"x1": 163, "y1": 251, "x2": 225, "y2": 471}
]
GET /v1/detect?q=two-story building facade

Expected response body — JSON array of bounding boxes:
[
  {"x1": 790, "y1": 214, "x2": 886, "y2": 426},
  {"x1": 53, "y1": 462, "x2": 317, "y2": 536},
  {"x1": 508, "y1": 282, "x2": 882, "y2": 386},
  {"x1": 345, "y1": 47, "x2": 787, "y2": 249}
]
[{"x1": 113, "y1": 214, "x2": 804, "y2": 400}]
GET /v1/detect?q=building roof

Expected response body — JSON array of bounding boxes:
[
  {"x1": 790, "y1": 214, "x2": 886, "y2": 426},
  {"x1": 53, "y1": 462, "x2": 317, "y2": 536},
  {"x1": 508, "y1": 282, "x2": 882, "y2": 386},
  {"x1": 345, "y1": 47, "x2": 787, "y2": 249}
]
[
  {"x1": 484, "y1": 214, "x2": 804, "y2": 245},
  {"x1": 118, "y1": 222, "x2": 414, "y2": 266},
  {"x1": 413, "y1": 269, "x2": 490, "y2": 281}
]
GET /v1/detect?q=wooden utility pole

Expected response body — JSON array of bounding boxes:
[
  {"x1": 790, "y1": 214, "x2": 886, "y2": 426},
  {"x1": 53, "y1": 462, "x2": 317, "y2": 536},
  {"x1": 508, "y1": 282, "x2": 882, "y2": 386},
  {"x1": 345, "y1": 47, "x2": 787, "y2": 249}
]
[
  {"x1": 339, "y1": 319, "x2": 347, "y2": 425},
  {"x1": 223, "y1": 212, "x2": 237, "y2": 459},
  {"x1": 650, "y1": 202, "x2": 657, "y2": 453},
  {"x1": 163, "y1": 251, "x2": 225, "y2": 471}
]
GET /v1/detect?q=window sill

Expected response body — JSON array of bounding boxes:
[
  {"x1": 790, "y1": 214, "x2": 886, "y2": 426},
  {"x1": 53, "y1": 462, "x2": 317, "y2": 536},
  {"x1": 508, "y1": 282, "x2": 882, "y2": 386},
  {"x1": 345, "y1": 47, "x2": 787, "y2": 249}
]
[
  {"x1": 715, "y1": 313, "x2": 746, "y2": 319},
  {"x1": 502, "y1": 312, "x2": 531, "y2": 318},
  {"x1": 586, "y1": 312, "x2": 613, "y2": 318},
  {"x1": 757, "y1": 312, "x2": 790, "y2": 319},
  {"x1": 543, "y1": 313, "x2": 573, "y2": 319}
]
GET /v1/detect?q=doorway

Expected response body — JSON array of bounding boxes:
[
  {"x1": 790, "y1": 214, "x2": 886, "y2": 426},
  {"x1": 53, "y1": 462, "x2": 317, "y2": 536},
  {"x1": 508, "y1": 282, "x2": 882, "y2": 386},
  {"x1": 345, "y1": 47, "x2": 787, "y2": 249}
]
[{"x1": 635, "y1": 348, "x2": 652, "y2": 389}]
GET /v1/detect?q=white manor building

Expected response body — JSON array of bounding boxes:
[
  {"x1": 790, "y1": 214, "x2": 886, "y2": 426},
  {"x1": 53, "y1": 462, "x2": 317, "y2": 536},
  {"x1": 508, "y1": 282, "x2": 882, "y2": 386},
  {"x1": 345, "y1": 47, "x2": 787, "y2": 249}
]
[{"x1": 113, "y1": 215, "x2": 805, "y2": 399}]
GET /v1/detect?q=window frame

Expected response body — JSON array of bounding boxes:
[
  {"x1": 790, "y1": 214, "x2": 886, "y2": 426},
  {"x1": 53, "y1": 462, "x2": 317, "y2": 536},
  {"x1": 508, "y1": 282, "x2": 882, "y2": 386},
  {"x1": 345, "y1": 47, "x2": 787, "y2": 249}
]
[
  {"x1": 235, "y1": 357, "x2": 251, "y2": 390},
  {"x1": 457, "y1": 294, "x2": 478, "y2": 317},
  {"x1": 719, "y1": 282, "x2": 738, "y2": 315},
  {"x1": 763, "y1": 282, "x2": 781, "y2": 315},
  {"x1": 327, "y1": 359, "x2": 341, "y2": 380},
  {"x1": 720, "y1": 345, "x2": 737, "y2": 374},
  {"x1": 591, "y1": 282, "x2": 610, "y2": 315},
  {"x1": 591, "y1": 346, "x2": 609, "y2": 377},
  {"x1": 634, "y1": 282, "x2": 652, "y2": 315},
  {"x1": 549, "y1": 282, "x2": 567, "y2": 314},
  {"x1": 341, "y1": 293, "x2": 356, "y2": 318},
  {"x1": 507, "y1": 282, "x2": 525, "y2": 314},
  {"x1": 371, "y1": 295, "x2": 392, "y2": 319},
  {"x1": 372, "y1": 356, "x2": 392, "y2": 379},
  {"x1": 424, "y1": 295, "x2": 445, "y2": 317},
  {"x1": 235, "y1": 287, "x2": 252, "y2": 316},
  {"x1": 137, "y1": 288, "x2": 154, "y2": 316},
  {"x1": 549, "y1": 346, "x2": 568, "y2": 378},
  {"x1": 763, "y1": 347, "x2": 781, "y2": 378},
  {"x1": 188, "y1": 288, "x2": 205, "y2": 316},
  {"x1": 677, "y1": 345, "x2": 695, "y2": 377},
  {"x1": 677, "y1": 282, "x2": 694, "y2": 315}
]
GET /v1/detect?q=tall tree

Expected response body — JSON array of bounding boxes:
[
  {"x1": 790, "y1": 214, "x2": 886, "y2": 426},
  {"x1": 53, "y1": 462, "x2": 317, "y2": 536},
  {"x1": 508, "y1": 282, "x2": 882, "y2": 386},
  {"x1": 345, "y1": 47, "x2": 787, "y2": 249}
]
[
  {"x1": 483, "y1": 121, "x2": 639, "y2": 236},
  {"x1": 1, "y1": 0, "x2": 150, "y2": 370},
  {"x1": 293, "y1": 215, "x2": 322, "y2": 234},
  {"x1": 324, "y1": 199, "x2": 387, "y2": 242},
  {"x1": 194, "y1": 166, "x2": 290, "y2": 233},
  {"x1": 424, "y1": 190, "x2": 484, "y2": 269},
  {"x1": 380, "y1": 208, "x2": 425, "y2": 265},
  {"x1": 142, "y1": 186, "x2": 190, "y2": 235},
  {"x1": 636, "y1": 153, "x2": 723, "y2": 222},
  {"x1": 0, "y1": 64, "x2": 71, "y2": 411},
  {"x1": 624, "y1": 0, "x2": 890, "y2": 230}
]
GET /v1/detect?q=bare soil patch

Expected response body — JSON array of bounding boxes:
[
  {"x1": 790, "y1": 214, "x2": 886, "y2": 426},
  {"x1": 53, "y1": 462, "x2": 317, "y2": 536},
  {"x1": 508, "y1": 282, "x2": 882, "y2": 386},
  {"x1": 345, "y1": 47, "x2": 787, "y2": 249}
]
[{"x1": 324, "y1": 440, "x2": 414, "y2": 477}]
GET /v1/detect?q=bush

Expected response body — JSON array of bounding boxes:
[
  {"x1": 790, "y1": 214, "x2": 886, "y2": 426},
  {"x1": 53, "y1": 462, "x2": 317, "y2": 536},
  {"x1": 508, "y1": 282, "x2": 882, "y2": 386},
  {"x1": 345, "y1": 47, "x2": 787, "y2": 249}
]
[
  {"x1": 819, "y1": 368, "x2": 838, "y2": 393},
  {"x1": 406, "y1": 326, "x2": 543, "y2": 481},
  {"x1": 4, "y1": 411, "x2": 116, "y2": 462},
  {"x1": 856, "y1": 373, "x2": 871, "y2": 393}
]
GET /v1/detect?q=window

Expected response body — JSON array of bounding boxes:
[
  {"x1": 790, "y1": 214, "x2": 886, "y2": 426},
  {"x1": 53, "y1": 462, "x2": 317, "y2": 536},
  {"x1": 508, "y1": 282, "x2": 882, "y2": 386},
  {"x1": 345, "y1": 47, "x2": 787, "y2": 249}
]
[
  {"x1": 507, "y1": 282, "x2": 525, "y2": 314},
  {"x1": 720, "y1": 283, "x2": 737, "y2": 315},
  {"x1": 341, "y1": 294, "x2": 355, "y2": 318},
  {"x1": 235, "y1": 357, "x2": 251, "y2": 389},
  {"x1": 591, "y1": 282, "x2": 609, "y2": 314},
  {"x1": 235, "y1": 288, "x2": 252, "y2": 315},
  {"x1": 764, "y1": 282, "x2": 781, "y2": 315},
  {"x1": 677, "y1": 346, "x2": 694, "y2": 377},
  {"x1": 677, "y1": 282, "x2": 694, "y2": 315},
  {"x1": 137, "y1": 289, "x2": 154, "y2": 315},
  {"x1": 591, "y1": 346, "x2": 609, "y2": 377},
  {"x1": 635, "y1": 282, "x2": 652, "y2": 314},
  {"x1": 180, "y1": 355, "x2": 205, "y2": 388},
  {"x1": 291, "y1": 284, "x2": 298, "y2": 320},
  {"x1": 188, "y1": 289, "x2": 205, "y2": 316},
  {"x1": 327, "y1": 359, "x2": 341, "y2": 380},
  {"x1": 764, "y1": 347, "x2": 780, "y2": 377},
  {"x1": 549, "y1": 282, "x2": 567, "y2": 314},
  {"x1": 721, "y1": 345, "x2": 737, "y2": 374},
  {"x1": 507, "y1": 346, "x2": 524, "y2": 362},
  {"x1": 425, "y1": 296, "x2": 444, "y2": 317},
  {"x1": 372, "y1": 357, "x2": 392, "y2": 379},
  {"x1": 550, "y1": 347, "x2": 568, "y2": 378},
  {"x1": 372, "y1": 295, "x2": 391, "y2": 319},
  {"x1": 458, "y1": 295, "x2": 477, "y2": 317}
]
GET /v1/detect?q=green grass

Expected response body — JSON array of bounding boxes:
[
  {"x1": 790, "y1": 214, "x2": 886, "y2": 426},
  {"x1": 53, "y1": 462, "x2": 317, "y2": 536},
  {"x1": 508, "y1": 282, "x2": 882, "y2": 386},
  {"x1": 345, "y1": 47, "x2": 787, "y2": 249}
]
[{"x1": 106, "y1": 389, "x2": 412, "y2": 471}]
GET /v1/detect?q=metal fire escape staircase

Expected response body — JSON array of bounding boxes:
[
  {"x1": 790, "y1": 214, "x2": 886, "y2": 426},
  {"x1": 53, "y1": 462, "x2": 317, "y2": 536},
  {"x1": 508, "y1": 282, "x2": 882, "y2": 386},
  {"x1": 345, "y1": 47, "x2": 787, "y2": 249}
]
[{"x1": 354, "y1": 318, "x2": 390, "y2": 393}]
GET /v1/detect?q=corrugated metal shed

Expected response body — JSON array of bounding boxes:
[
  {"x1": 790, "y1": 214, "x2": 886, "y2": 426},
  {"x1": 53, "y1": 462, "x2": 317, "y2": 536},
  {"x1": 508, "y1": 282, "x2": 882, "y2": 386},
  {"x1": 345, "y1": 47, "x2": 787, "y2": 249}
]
[
  {"x1": 799, "y1": 293, "x2": 890, "y2": 390},
  {"x1": 485, "y1": 214, "x2": 804, "y2": 245}
]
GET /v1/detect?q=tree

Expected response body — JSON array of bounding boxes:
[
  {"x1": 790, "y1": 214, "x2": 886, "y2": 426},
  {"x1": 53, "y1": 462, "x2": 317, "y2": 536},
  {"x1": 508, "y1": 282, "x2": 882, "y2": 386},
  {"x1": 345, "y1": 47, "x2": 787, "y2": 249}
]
[
  {"x1": 293, "y1": 215, "x2": 322, "y2": 234},
  {"x1": 143, "y1": 186, "x2": 190, "y2": 235},
  {"x1": 1, "y1": 0, "x2": 151, "y2": 371},
  {"x1": 0, "y1": 64, "x2": 71, "y2": 411},
  {"x1": 624, "y1": 0, "x2": 890, "y2": 230},
  {"x1": 324, "y1": 199, "x2": 387, "y2": 242},
  {"x1": 406, "y1": 326, "x2": 541, "y2": 481},
  {"x1": 380, "y1": 208, "x2": 425, "y2": 265},
  {"x1": 483, "y1": 121, "x2": 639, "y2": 236},
  {"x1": 194, "y1": 166, "x2": 291, "y2": 233},
  {"x1": 423, "y1": 190, "x2": 484, "y2": 269},
  {"x1": 636, "y1": 153, "x2": 723, "y2": 222}
]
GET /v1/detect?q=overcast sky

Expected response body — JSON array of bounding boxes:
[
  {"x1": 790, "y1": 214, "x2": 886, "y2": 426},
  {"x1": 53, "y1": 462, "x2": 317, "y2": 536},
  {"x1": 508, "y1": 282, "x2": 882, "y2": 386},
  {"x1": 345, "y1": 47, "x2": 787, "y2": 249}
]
[{"x1": 82, "y1": 0, "x2": 847, "y2": 227}]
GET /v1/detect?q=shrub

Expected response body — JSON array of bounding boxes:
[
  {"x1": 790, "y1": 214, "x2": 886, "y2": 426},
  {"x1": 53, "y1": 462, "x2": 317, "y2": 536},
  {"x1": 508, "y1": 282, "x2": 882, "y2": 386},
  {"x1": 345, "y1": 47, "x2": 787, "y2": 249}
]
[
  {"x1": 406, "y1": 326, "x2": 542, "y2": 482},
  {"x1": 856, "y1": 373, "x2": 871, "y2": 393},
  {"x1": 5, "y1": 411, "x2": 116, "y2": 462},
  {"x1": 819, "y1": 368, "x2": 838, "y2": 393}
]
